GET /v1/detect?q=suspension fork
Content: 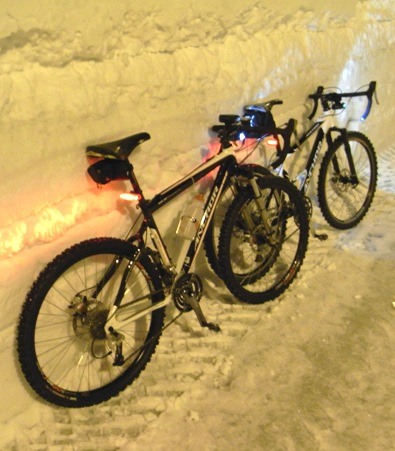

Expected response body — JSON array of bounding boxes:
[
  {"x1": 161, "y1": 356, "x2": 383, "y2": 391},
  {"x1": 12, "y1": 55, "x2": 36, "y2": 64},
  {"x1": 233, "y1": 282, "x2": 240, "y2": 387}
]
[{"x1": 237, "y1": 168, "x2": 276, "y2": 245}]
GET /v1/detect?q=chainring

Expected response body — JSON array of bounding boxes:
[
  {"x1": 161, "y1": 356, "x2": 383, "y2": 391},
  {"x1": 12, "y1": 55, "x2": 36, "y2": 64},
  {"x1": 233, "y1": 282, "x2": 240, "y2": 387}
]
[
  {"x1": 172, "y1": 273, "x2": 203, "y2": 312},
  {"x1": 303, "y1": 195, "x2": 313, "y2": 221}
]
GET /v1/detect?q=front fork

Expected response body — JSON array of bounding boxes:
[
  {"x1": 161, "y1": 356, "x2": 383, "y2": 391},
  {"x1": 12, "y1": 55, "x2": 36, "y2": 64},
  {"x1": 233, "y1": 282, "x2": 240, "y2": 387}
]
[
  {"x1": 327, "y1": 127, "x2": 358, "y2": 184},
  {"x1": 240, "y1": 171, "x2": 277, "y2": 245}
]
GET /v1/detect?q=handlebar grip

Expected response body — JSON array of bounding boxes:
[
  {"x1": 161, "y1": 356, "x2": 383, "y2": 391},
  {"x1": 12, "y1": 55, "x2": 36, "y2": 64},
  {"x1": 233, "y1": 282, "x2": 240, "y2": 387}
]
[
  {"x1": 211, "y1": 124, "x2": 225, "y2": 133},
  {"x1": 360, "y1": 80, "x2": 377, "y2": 122},
  {"x1": 360, "y1": 101, "x2": 372, "y2": 122},
  {"x1": 367, "y1": 80, "x2": 376, "y2": 98}
]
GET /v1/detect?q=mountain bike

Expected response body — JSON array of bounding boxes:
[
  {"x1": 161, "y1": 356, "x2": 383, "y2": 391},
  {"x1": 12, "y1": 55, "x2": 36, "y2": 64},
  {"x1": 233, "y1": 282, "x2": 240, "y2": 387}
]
[
  {"x1": 17, "y1": 120, "x2": 309, "y2": 407},
  {"x1": 242, "y1": 81, "x2": 378, "y2": 234}
]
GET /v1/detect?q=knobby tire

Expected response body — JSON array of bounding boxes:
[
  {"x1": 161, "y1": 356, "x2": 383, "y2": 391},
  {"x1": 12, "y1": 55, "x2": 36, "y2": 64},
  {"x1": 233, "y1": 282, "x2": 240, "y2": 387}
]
[
  {"x1": 17, "y1": 238, "x2": 165, "y2": 408},
  {"x1": 218, "y1": 176, "x2": 309, "y2": 304},
  {"x1": 317, "y1": 131, "x2": 377, "y2": 229}
]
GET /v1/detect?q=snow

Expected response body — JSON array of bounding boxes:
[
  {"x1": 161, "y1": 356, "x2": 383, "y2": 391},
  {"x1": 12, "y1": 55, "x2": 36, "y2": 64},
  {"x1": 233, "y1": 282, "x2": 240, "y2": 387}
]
[{"x1": 0, "y1": 0, "x2": 395, "y2": 449}]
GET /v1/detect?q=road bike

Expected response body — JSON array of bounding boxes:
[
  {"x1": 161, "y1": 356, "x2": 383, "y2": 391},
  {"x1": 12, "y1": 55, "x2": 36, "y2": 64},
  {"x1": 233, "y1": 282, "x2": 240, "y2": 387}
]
[
  {"x1": 17, "y1": 119, "x2": 309, "y2": 407},
  {"x1": 202, "y1": 82, "x2": 377, "y2": 280},
  {"x1": 243, "y1": 81, "x2": 378, "y2": 235}
]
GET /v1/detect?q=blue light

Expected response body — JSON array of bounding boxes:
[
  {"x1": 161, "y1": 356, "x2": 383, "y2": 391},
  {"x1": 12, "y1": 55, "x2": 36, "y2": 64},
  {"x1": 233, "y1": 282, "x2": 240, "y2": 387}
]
[{"x1": 239, "y1": 132, "x2": 246, "y2": 141}]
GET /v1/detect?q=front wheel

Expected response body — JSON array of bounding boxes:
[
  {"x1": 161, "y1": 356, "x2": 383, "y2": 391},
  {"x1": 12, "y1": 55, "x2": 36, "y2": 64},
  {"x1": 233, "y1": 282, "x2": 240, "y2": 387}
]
[
  {"x1": 218, "y1": 176, "x2": 309, "y2": 304},
  {"x1": 204, "y1": 164, "x2": 272, "y2": 278},
  {"x1": 317, "y1": 131, "x2": 377, "y2": 229},
  {"x1": 17, "y1": 238, "x2": 165, "y2": 407}
]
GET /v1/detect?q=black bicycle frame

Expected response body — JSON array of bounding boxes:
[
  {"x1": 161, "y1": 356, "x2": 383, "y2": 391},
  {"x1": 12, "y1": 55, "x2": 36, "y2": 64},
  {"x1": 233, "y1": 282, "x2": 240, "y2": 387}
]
[
  {"x1": 87, "y1": 150, "x2": 238, "y2": 314},
  {"x1": 277, "y1": 117, "x2": 352, "y2": 194},
  {"x1": 271, "y1": 117, "x2": 326, "y2": 194},
  {"x1": 128, "y1": 149, "x2": 243, "y2": 275}
]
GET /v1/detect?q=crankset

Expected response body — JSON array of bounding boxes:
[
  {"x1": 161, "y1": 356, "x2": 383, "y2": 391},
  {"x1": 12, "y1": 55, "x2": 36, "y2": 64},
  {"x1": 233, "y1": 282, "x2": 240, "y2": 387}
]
[
  {"x1": 172, "y1": 273, "x2": 220, "y2": 332},
  {"x1": 173, "y1": 273, "x2": 203, "y2": 312},
  {"x1": 303, "y1": 195, "x2": 313, "y2": 221}
]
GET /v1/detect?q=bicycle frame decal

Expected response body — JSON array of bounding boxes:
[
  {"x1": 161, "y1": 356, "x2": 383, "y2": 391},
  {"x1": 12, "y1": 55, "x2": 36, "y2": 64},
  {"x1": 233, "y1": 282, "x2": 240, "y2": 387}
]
[
  {"x1": 185, "y1": 162, "x2": 231, "y2": 271},
  {"x1": 195, "y1": 185, "x2": 220, "y2": 247},
  {"x1": 298, "y1": 119, "x2": 324, "y2": 144},
  {"x1": 149, "y1": 149, "x2": 232, "y2": 213},
  {"x1": 301, "y1": 128, "x2": 325, "y2": 192}
]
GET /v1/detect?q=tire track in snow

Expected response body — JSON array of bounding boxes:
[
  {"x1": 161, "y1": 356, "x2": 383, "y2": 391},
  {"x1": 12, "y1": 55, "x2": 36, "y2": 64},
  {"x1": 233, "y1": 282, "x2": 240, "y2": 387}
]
[
  {"x1": 377, "y1": 145, "x2": 395, "y2": 193},
  {"x1": 19, "y1": 289, "x2": 266, "y2": 450},
  {"x1": 13, "y1": 147, "x2": 394, "y2": 450}
]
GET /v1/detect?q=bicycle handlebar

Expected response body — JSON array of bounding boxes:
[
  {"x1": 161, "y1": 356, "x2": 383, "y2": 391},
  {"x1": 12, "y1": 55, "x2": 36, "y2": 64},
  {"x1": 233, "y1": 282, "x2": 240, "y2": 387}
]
[
  {"x1": 212, "y1": 116, "x2": 296, "y2": 162},
  {"x1": 308, "y1": 81, "x2": 377, "y2": 121}
]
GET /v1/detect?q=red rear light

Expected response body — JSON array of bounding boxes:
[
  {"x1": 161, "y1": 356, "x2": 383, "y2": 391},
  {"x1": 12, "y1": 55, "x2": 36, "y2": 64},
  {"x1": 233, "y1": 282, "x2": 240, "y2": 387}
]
[{"x1": 120, "y1": 192, "x2": 141, "y2": 202}]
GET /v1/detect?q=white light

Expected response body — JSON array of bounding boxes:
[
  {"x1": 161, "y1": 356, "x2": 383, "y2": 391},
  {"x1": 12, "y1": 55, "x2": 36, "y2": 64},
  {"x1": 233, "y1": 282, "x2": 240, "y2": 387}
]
[
  {"x1": 239, "y1": 132, "x2": 246, "y2": 141},
  {"x1": 266, "y1": 137, "x2": 278, "y2": 147}
]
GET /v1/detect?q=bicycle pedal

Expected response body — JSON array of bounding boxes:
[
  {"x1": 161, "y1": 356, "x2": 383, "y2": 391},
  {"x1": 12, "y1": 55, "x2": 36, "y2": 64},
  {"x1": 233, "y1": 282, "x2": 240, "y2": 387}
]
[
  {"x1": 315, "y1": 233, "x2": 328, "y2": 241},
  {"x1": 205, "y1": 322, "x2": 221, "y2": 333}
]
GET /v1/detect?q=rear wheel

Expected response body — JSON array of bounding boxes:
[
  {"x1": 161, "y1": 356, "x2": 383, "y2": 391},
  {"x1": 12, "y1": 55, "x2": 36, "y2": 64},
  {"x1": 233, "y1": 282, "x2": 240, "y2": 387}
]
[
  {"x1": 17, "y1": 238, "x2": 165, "y2": 407},
  {"x1": 218, "y1": 176, "x2": 309, "y2": 304},
  {"x1": 318, "y1": 131, "x2": 377, "y2": 229}
]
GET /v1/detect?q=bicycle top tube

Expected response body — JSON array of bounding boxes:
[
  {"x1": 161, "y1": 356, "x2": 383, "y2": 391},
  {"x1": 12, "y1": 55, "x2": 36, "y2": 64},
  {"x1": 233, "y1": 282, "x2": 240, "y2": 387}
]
[
  {"x1": 149, "y1": 147, "x2": 236, "y2": 213},
  {"x1": 135, "y1": 145, "x2": 238, "y2": 274},
  {"x1": 267, "y1": 115, "x2": 327, "y2": 171},
  {"x1": 86, "y1": 127, "x2": 245, "y2": 227}
]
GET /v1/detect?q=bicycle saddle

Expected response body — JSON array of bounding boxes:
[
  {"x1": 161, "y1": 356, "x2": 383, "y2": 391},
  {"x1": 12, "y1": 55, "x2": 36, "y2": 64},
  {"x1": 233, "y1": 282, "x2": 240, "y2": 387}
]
[
  {"x1": 244, "y1": 99, "x2": 283, "y2": 113},
  {"x1": 86, "y1": 132, "x2": 151, "y2": 160}
]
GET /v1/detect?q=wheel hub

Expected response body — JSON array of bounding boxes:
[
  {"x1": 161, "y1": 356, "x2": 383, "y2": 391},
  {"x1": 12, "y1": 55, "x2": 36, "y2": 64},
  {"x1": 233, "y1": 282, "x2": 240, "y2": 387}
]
[{"x1": 333, "y1": 169, "x2": 355, "y2": 192}]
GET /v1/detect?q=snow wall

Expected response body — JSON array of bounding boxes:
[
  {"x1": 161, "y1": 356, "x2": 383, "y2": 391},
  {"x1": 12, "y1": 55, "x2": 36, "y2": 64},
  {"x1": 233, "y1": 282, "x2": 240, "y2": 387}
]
[{"x1": 0, "y1": 0, "x2": 394, "y2": 419}]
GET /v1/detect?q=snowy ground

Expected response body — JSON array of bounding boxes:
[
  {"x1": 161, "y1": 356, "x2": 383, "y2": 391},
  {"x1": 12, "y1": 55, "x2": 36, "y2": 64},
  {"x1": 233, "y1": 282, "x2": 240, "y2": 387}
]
[
  {"x1": 0, "y1": 0, "x2": 395, "y2": 450},
  {"x1": 2, "y1": 145, "x2": 395, "y2": 451}
]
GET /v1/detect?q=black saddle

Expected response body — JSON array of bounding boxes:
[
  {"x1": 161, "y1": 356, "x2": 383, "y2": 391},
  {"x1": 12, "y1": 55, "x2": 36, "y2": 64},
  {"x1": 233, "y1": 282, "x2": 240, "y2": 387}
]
[
  {"x1": 86, "y1": 132, "x2": 151, "y2": 160},
  {"x1": 244, "y1": 99, "x2": 283, "y2": 113}
]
